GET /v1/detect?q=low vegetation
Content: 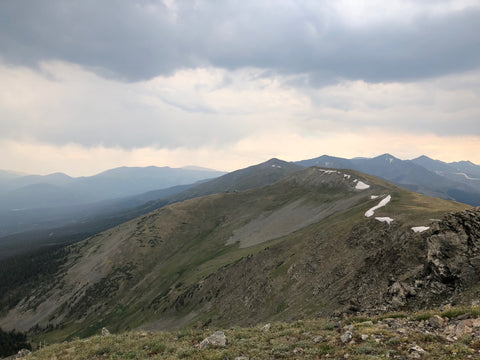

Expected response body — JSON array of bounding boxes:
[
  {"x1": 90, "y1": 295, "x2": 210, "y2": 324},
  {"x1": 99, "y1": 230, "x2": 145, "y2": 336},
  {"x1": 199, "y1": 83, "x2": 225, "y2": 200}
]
[{"x1": 23, "y1": 306, "x2": 480, "y2": 359}]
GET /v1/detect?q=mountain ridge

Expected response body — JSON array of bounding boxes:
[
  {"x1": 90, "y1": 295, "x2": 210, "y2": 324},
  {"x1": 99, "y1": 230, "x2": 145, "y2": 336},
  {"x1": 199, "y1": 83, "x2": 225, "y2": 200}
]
[
  {"x1": 0, "y1": 163, "x2": 471, "y2": 343},
  {"x1": 296, "y1": 154, "x2": 480, "y2": 206},
  {"x1": 0, "y1": 159, "x2": 301, "y2": 260}
]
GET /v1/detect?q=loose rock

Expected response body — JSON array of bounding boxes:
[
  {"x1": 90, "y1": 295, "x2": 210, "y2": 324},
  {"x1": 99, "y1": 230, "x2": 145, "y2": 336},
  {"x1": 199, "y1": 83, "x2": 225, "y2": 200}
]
[
  {"x1": 198, "y1": 331, "x2": 228, "y2": 349},
  {"x1": 341, "y1": 331, "x2": 353, "y2": 343},
  {"x1": 15, "y1": 349, "x2": 31, "y2": 358},
  {"x1": 293, "y1": 347, "x2": 304, "y2": 355},
  {"x1": 409, "y1": 344, "x2": 426, "y2": 358},
  {"x1": 313, "y1": 335, "x2": 324, "y2": 343},
  {"x1": 429, "y1": 315, "x2": 445, "y2": 329}
]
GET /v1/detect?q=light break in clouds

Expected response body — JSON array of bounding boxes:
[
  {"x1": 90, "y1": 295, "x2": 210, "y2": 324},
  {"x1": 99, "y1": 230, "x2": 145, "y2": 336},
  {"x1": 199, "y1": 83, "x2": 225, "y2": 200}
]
[{"x1": 0, "y1": 0, "x2": 479, "y2": 175}]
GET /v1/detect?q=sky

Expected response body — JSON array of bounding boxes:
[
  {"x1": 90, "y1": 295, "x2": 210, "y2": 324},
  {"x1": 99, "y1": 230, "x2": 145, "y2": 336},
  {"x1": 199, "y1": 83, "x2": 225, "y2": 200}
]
[{"x1": 0, "y1": 0, "x2": 479, "y2": 176}]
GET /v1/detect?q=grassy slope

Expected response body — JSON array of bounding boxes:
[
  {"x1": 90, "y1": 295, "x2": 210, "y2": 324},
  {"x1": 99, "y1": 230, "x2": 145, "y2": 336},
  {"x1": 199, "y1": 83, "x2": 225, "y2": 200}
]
[
  {"x1": 27, "y1": 306, "x2": 480, "y2": 360},
  {"x1": 0, "y1": 167, "x2": 470, "y2": 344}
]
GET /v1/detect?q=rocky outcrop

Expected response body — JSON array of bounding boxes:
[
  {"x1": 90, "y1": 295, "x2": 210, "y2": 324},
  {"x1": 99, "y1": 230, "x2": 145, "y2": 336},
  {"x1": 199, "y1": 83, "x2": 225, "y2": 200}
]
[
  {"x1": 350, "y1": 208, "x2": 480, "y2": 313},
  {"x1": 426, "y1": 207, "x2": 480, "y2": 287},
  {"x1": 381, "y1": 208, "x2": 480, "y2": 310}
]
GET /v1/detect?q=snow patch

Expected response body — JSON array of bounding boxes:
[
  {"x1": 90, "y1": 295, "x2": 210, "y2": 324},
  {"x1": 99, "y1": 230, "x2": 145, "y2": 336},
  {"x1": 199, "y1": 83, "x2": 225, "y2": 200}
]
[
  {"x1": 370, "y1": 195, "x2": 380, "y2": 199},
  {"x1": 318, "y1": 169, "x2": 337, "y2": 174},
  {"x1": 455, "y1": 172, "x2": 480, "y2": 180},
  {"x1": 355, "y1": 181, "x2": 370, "y2": 190},
  {"x1": 353, "y1": 179, "x2": 358, "y2": 183},
  {"x1": 343, "y1": 174, "x2": 351, "y2": 179},
  {"x1": 365, "y1": 195, "x2": 391, "y2": 217},
  {"x1": 375, "y1": 217, "x2": 394, "y2": 225},
  {"x1": 271, "y1": 165, "x2": 282, "y2": 168},
  {"x1": 412, "y1": 226, "x2": 430, "y2": 233}
]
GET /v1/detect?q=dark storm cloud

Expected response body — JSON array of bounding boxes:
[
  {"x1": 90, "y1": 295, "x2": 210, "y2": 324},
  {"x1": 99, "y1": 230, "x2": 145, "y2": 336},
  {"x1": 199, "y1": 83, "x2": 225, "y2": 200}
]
[{"x1": 1, "y1": 0, "x2": 479, "y2": 83}]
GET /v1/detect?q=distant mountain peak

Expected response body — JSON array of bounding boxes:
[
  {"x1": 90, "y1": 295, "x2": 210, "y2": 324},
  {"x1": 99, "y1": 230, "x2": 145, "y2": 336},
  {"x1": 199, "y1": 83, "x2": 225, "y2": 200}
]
[
  {"x1": 264, "y1": 157, "x2": 283, "y2": 163},
  {"x1": 374, "y1": 153, "x2": 398, "y2": 164},
  {"x1": 262, "y1": 158, "x2": 290, "y2": 167},
  {"x1": 414, "y1": 155, "x2": 433, "y2": 161},
  {"x1": 456, "y1": 160, "x2": 476, "y2": 166},
  {"x1": 376, "y1": 153, "x2": 396, "y2": 159}
]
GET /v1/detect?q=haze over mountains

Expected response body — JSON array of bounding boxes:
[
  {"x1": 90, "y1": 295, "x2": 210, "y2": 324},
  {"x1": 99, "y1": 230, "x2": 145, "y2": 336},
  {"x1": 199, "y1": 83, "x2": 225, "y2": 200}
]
[
  {"x1": 0, "y1": 166, "x2": 226, "y2": 210},
  {"x1": 0, "y1": 166, "x2": 225, "y2": 238}
]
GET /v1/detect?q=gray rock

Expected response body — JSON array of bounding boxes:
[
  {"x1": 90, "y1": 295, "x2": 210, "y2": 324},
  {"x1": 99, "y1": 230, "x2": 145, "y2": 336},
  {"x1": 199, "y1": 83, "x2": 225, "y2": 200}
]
[
  {"x1": 101, "y1": 327, "x2": 111, "y2": 336},
  {"x1": 426, "y1": 209, "x2": 480, "y2": 286},
  {"x1": 341, "y1": 330, "x2": 353, "y2": 343},
  {"x1": 198, "y1": 331, "x2": 228, "y2": 349},
  {"x1": 409, "y1": 344, "x2": 426, "y2": 358},
  {"x1": 389, "y1": 281, "x2": 417, "y2": 307},
  {"x1": 429, "y1": 315, "x2": 445, "y2": 329},
  {"x1": 361, "y1": 334, "x2": 369, "y2": 341},
  {"x1": 234, "y1": 357, "x2": 249, "y2": 360},
  {"x1": 15, "y1": 349, "x2": 31, "y2": 358},
  {"x1": 262, "y1": 323, "x2": 271, "y2": 332},
  {"x1": 293, "y1": 347, "x2": 304, "y2": 355},
  {"x1": 313, "y1": 335, "x2": 324, "y2": 343}
]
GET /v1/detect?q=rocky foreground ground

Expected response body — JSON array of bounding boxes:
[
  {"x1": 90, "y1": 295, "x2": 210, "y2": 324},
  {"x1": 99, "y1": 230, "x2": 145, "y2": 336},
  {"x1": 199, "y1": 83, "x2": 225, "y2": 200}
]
[{"x1": 5, "y1": 306, "x2": 480, "y2": 359}]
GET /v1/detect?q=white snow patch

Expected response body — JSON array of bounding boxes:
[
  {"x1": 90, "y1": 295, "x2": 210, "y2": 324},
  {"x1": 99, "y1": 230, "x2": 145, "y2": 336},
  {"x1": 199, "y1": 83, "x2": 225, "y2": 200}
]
[
  {"x1": 455, "y1": 172, "x2": 480, "y2": 180},
  {"x1": 355, "y1": 181, "x2": 370, "y2": 190},
  {"x1": 318, "y1": 169, "x2": 337, "y2": 174},
  {"x1": 353, "y1": 179, "x2": 358, "y2": 183},
  {"x1": 375, "y1": 217, "x2": 394, "y2": 225},
  {"x1": 389, "y1": 157, "x2": 393, "y2": 164},
  {"x1": 365, "y1": 195, "x2": 391, "y2": 217},
  {"x1": 412, "y1": 226, "x2": 430, "y2": 233},
  {"x1": 370, "y1": 195, "x2": 380, "y2": 199},
  {"x1": 271, "y1": 165, "x2": 282, "y2": 168},
  {"x1": 343, "y1": 174, "x2": 351, "y2": 179}
]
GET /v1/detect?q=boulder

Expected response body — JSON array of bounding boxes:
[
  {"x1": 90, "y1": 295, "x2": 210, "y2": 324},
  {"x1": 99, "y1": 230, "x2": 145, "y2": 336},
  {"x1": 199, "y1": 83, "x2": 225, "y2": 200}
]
[
  {"x1": 429, "y1": 315, "x2": 445, "y2": 329},
  {"x1": 340, "y1": 330, "x2": 353, "y2": 343},
  {"x1": 15, "y1": 349, "x2": 31, "y2": 358},
  {"x1": 198, "y1": 331, "x2": 228, "y2": 349}
]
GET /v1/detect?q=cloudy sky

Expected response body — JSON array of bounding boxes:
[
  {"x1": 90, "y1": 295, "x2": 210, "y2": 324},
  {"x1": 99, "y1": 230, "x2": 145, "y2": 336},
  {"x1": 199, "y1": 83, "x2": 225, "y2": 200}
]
[{"x1": 1, "y1": 0, "x2": 479, "y2": 176}]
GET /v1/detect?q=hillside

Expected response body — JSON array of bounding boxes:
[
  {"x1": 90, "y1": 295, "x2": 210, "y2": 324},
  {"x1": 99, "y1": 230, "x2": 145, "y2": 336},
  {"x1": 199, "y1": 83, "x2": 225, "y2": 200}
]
[
  {"x1": 0, "y1": 165, "x2": 472, "y2": 344},
  {"x1": 0, "y1": 158, "x2": 299, "y2": 259}
]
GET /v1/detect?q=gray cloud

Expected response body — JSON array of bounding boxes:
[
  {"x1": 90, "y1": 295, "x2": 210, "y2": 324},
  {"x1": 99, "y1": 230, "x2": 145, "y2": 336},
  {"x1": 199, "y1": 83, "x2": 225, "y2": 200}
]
[{"x1": 1, "y1": 0, "x2": 479, "y2": 83}]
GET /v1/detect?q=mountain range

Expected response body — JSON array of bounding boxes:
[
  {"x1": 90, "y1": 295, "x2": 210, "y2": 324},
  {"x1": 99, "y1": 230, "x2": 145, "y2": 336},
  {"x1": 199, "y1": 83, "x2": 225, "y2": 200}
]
[
  {"x1": 0, "y1": 157, "x2": 477, "y2": 344},
  {"x1": 296, "y1": 153, "x2": 480, "y2": 206},
  {"x1": 0, "y1": 166, "x2": 226, "y2": 238},
  {"x1": 1, "y1": 154, "x2": 480, "y2": 258},
  {"x1": 0, "y1": 165, "x2": 226, "y2": 209}
]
